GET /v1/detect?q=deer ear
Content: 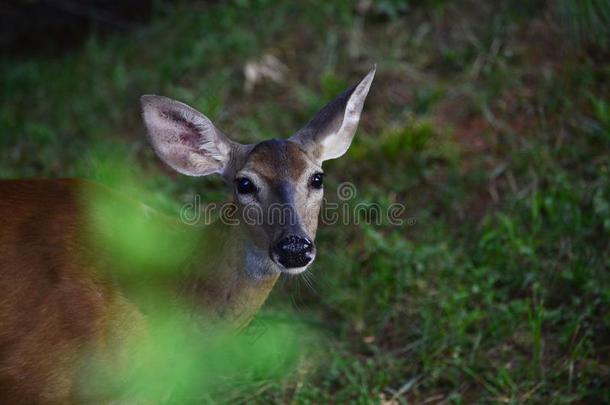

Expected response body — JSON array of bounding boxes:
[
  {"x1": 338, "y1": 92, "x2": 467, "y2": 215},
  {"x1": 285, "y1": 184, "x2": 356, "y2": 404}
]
[
  {"x1": 141, "y1": 95, "x2": 239, "y2": 177},
  {"x1": 289, "y1": 66, "x2": 375, "y2": 162}
]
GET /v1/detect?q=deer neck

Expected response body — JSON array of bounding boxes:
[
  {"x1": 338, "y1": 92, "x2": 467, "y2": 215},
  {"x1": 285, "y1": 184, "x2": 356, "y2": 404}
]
[{"x1": 179, "y1": 220, "x2": 280, "y2": 329}]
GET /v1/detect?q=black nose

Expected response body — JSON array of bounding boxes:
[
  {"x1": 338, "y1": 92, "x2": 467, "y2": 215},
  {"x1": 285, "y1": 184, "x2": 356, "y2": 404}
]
[{"x1": 273, "y1": 235, "x2": 314, "y2": 268}]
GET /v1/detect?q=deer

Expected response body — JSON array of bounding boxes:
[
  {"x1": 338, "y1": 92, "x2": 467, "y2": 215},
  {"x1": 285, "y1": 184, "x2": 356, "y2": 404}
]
[{"x1": 0, "y1": 66, "x2": 375, "y2": 402}]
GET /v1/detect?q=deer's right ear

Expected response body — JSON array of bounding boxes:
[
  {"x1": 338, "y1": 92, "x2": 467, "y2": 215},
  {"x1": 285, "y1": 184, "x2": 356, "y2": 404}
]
[
  {"x1": 289, "y1": 66, "x2": 375, "y2": 162},
  {"x1": 141, "y1": 95, "x2": 239, "y2": 177}
]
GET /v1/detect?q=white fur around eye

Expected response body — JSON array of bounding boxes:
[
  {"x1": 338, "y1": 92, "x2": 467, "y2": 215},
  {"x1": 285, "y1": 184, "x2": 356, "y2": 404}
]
[{"x1": 233, "y1": 173, "x2": 264, "y2": 204}]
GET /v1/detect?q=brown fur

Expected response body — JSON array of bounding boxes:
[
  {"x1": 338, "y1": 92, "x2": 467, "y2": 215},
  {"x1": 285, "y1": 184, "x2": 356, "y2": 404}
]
[
  {"x1": 245, "y1": 140, "x2": 309, "y2": 183},
  {"x1": 0, "y1": 180, "x2": 117, "y2": 401},
  {"x1": 0, "y1": 179, "x2": 277, "y2": 402}
]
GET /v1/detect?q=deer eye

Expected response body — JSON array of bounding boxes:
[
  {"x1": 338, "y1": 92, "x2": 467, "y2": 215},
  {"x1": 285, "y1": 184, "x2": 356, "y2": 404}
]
[
  {"x1": 235, "y1": 177, "x2": 257, "y2": 194},
  {"x1": 310, "y1": 172, "x2": 324, "y2": 189}
]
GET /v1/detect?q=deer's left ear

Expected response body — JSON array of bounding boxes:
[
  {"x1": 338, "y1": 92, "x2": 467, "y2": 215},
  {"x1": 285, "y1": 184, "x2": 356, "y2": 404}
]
[{"x1": 289, "y1": 66, "x2": 375, "y2": 162}]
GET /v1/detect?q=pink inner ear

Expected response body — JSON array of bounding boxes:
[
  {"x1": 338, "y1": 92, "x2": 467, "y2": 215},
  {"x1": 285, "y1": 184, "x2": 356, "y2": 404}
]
[{"x1": 179, "y1": 132, "x2": 199, "y2": 149}]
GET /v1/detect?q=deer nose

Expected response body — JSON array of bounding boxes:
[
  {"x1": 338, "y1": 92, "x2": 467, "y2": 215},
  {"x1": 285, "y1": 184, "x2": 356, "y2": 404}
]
[{"x1": 273, "y1": 235, "x2": 314, "y2": 269}]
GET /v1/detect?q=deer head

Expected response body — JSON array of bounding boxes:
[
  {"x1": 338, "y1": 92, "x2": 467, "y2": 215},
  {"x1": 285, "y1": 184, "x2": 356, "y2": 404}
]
[{"x1": 141, "y1": 66, "x2": 375, "y2": 278}]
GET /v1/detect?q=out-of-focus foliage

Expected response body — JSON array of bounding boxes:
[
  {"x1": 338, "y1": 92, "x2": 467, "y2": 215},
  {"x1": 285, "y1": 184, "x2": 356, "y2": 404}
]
[
  {"x1": 1, "y1": 0, "x2": 608, "y2": 402},
  {"x1": 76, "y1": 309, "x2": 305, "y2": 402},
  {"x1": 556, "y1": 0, "x2": 610, "y2": 49}
]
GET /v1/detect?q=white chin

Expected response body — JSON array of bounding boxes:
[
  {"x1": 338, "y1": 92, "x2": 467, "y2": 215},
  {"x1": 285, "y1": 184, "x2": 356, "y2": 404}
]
[{"x1": 280, "y1": 265, "x2": 310, "y2": 275}]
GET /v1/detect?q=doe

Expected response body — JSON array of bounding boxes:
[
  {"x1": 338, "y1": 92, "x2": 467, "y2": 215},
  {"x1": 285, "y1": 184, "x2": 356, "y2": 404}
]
[{"x1": 0, "y1": 66, "x2": 375, "y2": 402}]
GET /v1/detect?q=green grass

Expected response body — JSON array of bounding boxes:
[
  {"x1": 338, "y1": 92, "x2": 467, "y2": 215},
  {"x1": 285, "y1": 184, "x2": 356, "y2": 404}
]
[{"x1": 1, "y1": 0, "x2": 609, "y2": 402}]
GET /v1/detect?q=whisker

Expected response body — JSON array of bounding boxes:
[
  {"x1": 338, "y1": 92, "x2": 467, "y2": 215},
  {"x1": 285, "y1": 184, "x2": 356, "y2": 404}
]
[
  {"x1": 301, "y1": 270, "x2": 317, "y2": 294},
  {"x1": 291, "y1": 273, "x2": 303, "y2": 310}
]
